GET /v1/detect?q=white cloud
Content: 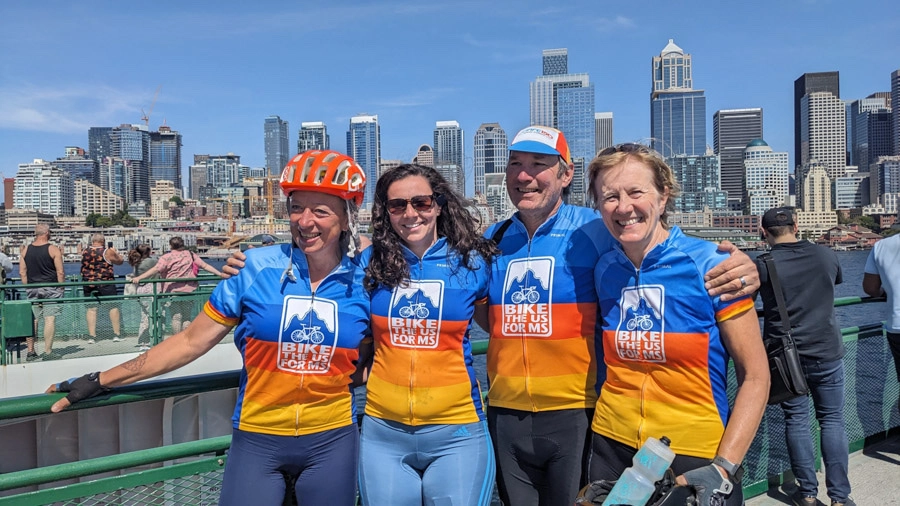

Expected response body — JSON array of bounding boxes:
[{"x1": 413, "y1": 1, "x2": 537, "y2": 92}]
[{"x1": 0, "y1": 83, "x2": 149, "y2": 134}]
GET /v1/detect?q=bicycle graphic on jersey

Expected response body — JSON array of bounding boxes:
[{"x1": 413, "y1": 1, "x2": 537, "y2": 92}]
[
  {"x1": 626, "y1": 314, "x2": 654, "y2": 331},
  {"x1": 510, "y1": 286, "x2": 540, "y2": 304},
  {"x1": 398, "y1": 302, "x2": 430, "y2": 319},
  {"x1": 290, "y1": 323, "x2": 325, "y2": 344}
]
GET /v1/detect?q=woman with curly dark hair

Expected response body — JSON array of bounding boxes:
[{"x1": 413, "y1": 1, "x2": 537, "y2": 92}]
[{"x1": 358, "y1": 164, "x2": 498, "y2": 506}]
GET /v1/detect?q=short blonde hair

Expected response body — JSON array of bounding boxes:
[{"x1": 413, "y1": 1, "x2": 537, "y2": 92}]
[{"x1": 588, "y1": 143, "x2": 680, "y2": 227}]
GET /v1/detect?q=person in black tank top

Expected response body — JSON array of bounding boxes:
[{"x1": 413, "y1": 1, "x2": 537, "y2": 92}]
[{"x1": 19, "y1": 224, "x2": 65, "y2": 360}]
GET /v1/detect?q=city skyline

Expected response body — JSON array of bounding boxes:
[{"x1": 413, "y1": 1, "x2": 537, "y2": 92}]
[{"x1": 1, "y1": 1, "x2": 897, "y2": 197}]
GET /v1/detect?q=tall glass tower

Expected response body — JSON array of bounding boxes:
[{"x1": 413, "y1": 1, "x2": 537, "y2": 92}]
[
  {"x1": 150, "y1": 125, "x2": 182, "y2": 191},
  {"x1": 473, "y1": 123, "x2": 508, "y2": 196},
  {"x1": 650, "y1": 40, "x2": 706, "y2": 157},
  {"x1": 346, "y1": 114, "x2": 381, "y2": 209},
  {"x1": 794, "y1": 72, "x2": 840, "y2": 170},
  {"x1": 264, "y1": 115, "x2": 290, "y2": 176}
]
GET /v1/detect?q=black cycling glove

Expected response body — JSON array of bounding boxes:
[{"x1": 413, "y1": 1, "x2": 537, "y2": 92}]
[{"x1": 56, "y1": 372, "x2": 110, "y2": 404}]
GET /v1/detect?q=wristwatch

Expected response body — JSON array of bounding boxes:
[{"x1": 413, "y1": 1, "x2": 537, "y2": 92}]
[{"x1": 712, "y1": 455, "x2": 745, "y2": 484}]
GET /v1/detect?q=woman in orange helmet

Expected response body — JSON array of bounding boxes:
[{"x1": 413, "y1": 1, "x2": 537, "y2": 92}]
[{"x1": 46, "y1": 150, "x2": 372, "y2": 505}]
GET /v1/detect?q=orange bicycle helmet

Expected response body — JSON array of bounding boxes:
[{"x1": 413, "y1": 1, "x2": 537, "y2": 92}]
[{"x1": 279, "y1": 150, "x2": 366, "y2": 206}]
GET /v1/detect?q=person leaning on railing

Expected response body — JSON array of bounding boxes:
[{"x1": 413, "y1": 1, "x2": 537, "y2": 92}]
[{"x1": 46, "y1": 150, "x2": 372, "y2": 506}]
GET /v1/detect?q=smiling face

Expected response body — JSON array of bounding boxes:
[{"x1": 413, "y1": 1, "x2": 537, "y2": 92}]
[
  {"x1": 386, "y1": 175, "x2": 441, "y2": 257},
  {"x1": 287, "y1": 190, "x2": 347, "y2": 261},
  {"x1": 505, "y1": 151, "x2": 573, "y2": 232},
  {"x1": 594, "y1": 157, "x2": 670, "y2": 266}
]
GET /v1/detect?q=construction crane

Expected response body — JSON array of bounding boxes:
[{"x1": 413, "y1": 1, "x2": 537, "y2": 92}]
[{"x1": 141, "y1": 85, "x2": 162, "y2": 127}]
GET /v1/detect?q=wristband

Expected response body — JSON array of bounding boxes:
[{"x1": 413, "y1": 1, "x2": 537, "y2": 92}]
[{"x1": 712, "y1": 455, "x2": 744, "y2": 484}]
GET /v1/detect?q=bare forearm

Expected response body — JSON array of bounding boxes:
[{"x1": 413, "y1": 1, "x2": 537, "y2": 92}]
[{"x1": 716, "y1": 374, "x2": 767, "y2": 464}]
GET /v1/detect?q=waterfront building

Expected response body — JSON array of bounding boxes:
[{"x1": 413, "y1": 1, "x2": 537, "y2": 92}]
[
  {"x1": 75, "y1": 179, "x2": 124, "y2": 218},
  {"x1": 264, "y1": 115, "x2": 290, "y2": 176},
  {"x1": 651, "y1": 39, "x2": 706, "y2": 158},
  {"x1": 834, "y1": 170, "x2": 870, "y2": 210},
  {"x1": 433, "y1": 120, "x2": 464, "y2": 170},
  {"x1": 892, "y1": 70, "x2": 900, "y2": 155},
  {"x1": 109, "y1": 124, "x2": 151, "y2": 205},
  {"x1": 346, "y1": 114, "x2": 380, "y2": 209},
  {"x1": 473, "y1": 123, "x2": 508, "y2": 196},
  {"x1": 297, "y1": 122, "x2": 329, "y2": 153},
  {"x1": 51, "y1": 147, "x2": 96, "y2": 182},
  {"x1": 795, "y1": 72, "x2": 840, "y2": 169},
  {"x1": 714, "y1": 108, "x2": 763, "y2": 210},
  {"x1": 594, "y1": 112, "x2": 613, "y2": 155},
  {"x1": 743, "y1": 139, "x2": 789, "y2": 216},
  {"x1": 800, "y1": 91, "x2": 846, "y2": 180},
  {"x1": 530, "y1": 48, "x2": 595, "y2": 163},
  {"x1": 542, "y1": 48, "x2": 568, "y2": 76},
  {"x1": 149, "y1": 125, "x2": 183, "y2": 191},
  {"x1": 13, "y1": 159, "x2": 75, "y2": 217},
  {"x1": 667, "y1": 153, "x2": 727, "y2": 212}
]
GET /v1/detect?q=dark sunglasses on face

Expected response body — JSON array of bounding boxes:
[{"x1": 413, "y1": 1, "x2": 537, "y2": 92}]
[
  {"x1": 597, "y1": 142, "x2": 651, "y2": 156},
  {"x1": 385, "y1": 194, "x2": 440, "y2": 215}
]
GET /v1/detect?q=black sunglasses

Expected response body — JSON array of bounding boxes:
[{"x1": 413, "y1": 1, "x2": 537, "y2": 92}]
[
  {"x1": 385, "y1": 194, "x2": 440, "y2": 215},
  {"x1": 597, "y1": 143, "x2": 651, "y2": 157}
]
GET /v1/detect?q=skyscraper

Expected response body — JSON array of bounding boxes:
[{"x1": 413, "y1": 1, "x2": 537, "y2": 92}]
[
  {"x1": 149, "y1": 125, "x2": 182, "y2": 191},
  {"x1": 542, "y1": 48, "x2": 568, "y2": 76},
  {"x1": 849, "y1": 97, "x2": 892, "y2": 172},
  {"x1": 109, "y1": 124, "x2": 151, "y2": 205},
  {"x1": 713, "y1": 108, "x2": 763, "y2": 211},
  {"x1": 264, "y1": 115, "x2": 290, "y2": 175},
  {"x1": 530, "y1": 49, "x2": 595, "y2": 169},
  {"x1": 473, "y1": 123, "x2": 508, "y2": 196},
  {"x1": 794, "y1": 72, "x2": 840, "y2": 169},
  {"x1": 298, "y1": 122, "x2": 330, "y2": 153},
  {"x1": 594, "y1": 112, "x2": 613, "y2": 155},
  {"x1": 650, "y1": 40, "x2": 706, "y2": 157},
  {"x1": 892, "y1": 70, "x2": 900, "y2": 155},
  {"x1": 346, "y1": 114, "x2": 380, "y2": 208},
  {"x1": 433, "y1": 121, "x2": 464, "y2": 168},
  {"x1": 88, "y1": 126, "x2": 113, "y2": 185},
  {"x1": 800, "y1": 91, "x2": 846, "y2": 179},
  {"x1": 743, "y1": 139, "x2": 789, "y2": 216},
  {"x1": 51, "y1": 147, "x2": 95, "y2": 181}
]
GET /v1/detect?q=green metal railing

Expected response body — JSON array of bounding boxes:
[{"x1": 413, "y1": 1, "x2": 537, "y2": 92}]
[
  {"x1": 1, "y1": 276, "x2": 221, "y2": 365},
  {"x1": 0, "y1": 297, "x2": 898, "y2": 504}
]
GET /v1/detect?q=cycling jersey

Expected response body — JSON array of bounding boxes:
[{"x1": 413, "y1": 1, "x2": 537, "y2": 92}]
[
  {"x1": 591, "y1": 226, "x2": 755, "y2": 458},
  {"x1": 362, "y1": 238, "x2": 491, "y2": 424},
  {"x1": 484, "y1": 204, "x2": 614, "y2": 412},
  {"x1": 204, "y1": 244, "x2": 370, "y2": 437}
]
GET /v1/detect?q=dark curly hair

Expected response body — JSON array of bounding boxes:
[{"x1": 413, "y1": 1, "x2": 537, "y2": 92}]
[{"x1": 364, "y1": 164, "x2": 498, "y2": 291}]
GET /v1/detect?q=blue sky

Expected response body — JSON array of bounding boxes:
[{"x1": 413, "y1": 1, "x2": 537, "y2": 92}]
[{"x1": 1, "y1": 0, "x2": 897, "y2": 197}]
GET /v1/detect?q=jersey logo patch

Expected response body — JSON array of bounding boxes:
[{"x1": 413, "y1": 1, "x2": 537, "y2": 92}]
[
  {"x1": 277, "y1": 295, "x2": 338, "y2": 374},
  {"x1": 615, "y1": 285, "x2": 666, "y2": 362},
  {"x1": 388, "y1": 280, "x2": 444, "y2": 349},
  {"x1": 501, "y1": 257, "x2": 553, "y2": 337}
]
